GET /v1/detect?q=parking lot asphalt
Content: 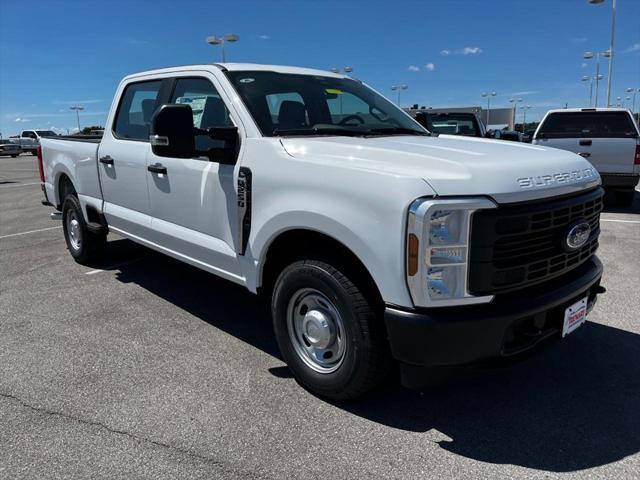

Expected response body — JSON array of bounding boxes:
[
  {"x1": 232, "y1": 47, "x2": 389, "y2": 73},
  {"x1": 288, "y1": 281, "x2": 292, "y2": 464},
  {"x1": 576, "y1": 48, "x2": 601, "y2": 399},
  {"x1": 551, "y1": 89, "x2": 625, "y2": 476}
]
[{"x1": 1, "y1": 153, "x2": 640, "y2": 479}]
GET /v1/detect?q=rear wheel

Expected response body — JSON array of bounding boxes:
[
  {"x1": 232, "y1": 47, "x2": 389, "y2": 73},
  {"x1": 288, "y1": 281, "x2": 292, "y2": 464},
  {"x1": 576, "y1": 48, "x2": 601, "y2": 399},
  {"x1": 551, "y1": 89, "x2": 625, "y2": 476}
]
[
  {"x1": 272, "y1": 259, "x2": 391, "y2": 400},
  {"x1": 62, "y1": 194, "x2": 106, "y2": 264}
]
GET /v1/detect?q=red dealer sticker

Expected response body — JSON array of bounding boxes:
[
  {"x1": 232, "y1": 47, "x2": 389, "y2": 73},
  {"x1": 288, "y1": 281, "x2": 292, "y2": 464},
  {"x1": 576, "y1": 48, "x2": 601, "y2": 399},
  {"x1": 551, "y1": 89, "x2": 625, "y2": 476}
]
[{"x1": 563, "y1": 297, "x2": 588, "y2": 337}]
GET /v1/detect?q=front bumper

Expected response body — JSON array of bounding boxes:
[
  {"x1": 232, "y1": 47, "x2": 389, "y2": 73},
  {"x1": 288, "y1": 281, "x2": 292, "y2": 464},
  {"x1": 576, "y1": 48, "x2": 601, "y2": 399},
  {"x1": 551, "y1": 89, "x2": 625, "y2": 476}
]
[
  {"x1": 600, "y1": 173, "x2": 639, "y2": 189},
  {"x1": 385, "y1": 256, "x2": 603, "y2": 386}
]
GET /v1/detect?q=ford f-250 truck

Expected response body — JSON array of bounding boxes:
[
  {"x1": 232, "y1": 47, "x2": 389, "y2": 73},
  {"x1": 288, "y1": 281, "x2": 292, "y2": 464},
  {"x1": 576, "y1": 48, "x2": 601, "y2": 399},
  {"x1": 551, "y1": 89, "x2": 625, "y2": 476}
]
[
  {"x1": 533, "y1": 108, "x2": 640, "y2": 206},
  {"x1": 39, "y1": 64, "x2": 605, "y2": 400}
]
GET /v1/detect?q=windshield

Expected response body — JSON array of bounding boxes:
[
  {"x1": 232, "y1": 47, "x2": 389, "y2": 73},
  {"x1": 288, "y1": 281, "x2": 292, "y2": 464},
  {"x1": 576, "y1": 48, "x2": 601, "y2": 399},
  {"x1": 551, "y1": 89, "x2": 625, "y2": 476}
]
[
  {"x1": 36, "y1": 130, "x2": 57, "y2": 137},
  {"x1": 538, "y1": 111, "x2": 638, "y2": 139},
  {"x1": 428, "y1": 114, "x2": 480, "y2": 136},
  {"x1": 225, "y1": 71, "x2": 427, "y2": 137}
]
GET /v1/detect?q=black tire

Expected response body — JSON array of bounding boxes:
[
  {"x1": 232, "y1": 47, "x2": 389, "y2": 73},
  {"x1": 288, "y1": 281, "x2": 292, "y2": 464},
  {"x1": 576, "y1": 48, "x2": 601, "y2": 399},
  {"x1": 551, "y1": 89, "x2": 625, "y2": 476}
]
[
  {"x1": 615, "y1": 189, "x2": 635, "y2": 207},
  {"x1": 11, "y1": 155, "x2": 18, "y2": 158},
  {"x1": 61, "y1": 194, "x2": 106, "y2": 264},
  {"x1": 272, "y1": 259, "x2": 391, "y2": 400}
]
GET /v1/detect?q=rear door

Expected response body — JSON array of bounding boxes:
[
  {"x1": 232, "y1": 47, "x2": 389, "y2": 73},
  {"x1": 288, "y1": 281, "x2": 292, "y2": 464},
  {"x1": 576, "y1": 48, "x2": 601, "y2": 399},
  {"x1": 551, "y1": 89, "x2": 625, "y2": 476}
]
[
  {"x1": 534, "y1": 111, "x2": 638, "y2": 174},
  {"x1": 97, "y1": 79, "x2": 165, "y2": 238}
]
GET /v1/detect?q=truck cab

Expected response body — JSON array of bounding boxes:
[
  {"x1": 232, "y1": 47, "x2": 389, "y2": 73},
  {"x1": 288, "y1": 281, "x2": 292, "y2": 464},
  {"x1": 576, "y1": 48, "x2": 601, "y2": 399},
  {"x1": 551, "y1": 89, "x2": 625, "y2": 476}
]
[{"x1": 39, "y1": 64, "x2": 605, "y2": 399}]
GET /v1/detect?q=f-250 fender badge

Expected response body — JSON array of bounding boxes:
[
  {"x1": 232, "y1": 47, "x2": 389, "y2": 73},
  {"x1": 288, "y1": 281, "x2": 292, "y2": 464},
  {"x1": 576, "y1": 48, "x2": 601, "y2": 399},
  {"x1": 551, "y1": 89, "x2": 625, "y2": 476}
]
[{"x1": 516, "y1": 167, "x2": 597, "y2": 189}]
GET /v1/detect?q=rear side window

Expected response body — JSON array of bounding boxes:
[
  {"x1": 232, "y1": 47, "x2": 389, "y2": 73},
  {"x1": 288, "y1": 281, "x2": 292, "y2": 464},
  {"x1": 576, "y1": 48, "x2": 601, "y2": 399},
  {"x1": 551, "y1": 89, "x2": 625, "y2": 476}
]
[
  {"x1": 113, "y1": 80, "x2": 162, "y2": 141},
  {"x1": 538, "y1": 111, "x2": 638, "y2": 139}
]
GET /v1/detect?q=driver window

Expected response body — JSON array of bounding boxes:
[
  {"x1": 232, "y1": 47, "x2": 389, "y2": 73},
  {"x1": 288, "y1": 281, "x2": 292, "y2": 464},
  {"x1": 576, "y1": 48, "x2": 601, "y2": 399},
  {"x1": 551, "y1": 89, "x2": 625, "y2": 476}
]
[{"x1": 170, "y1": 77, "x2": 231, "y2": 152}]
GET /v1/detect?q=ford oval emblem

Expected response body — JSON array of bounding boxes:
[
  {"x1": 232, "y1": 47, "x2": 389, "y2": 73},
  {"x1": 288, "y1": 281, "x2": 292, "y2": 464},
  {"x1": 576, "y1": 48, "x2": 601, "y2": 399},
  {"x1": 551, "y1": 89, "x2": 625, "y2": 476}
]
[{"x1": 563, "y1": 220, "x2": 591, "y2": 251}]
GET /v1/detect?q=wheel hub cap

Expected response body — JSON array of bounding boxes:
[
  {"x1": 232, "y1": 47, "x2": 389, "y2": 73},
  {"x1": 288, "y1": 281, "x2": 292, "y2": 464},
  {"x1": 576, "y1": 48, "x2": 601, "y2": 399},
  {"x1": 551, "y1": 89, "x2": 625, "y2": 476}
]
[
  {"x1": 67, "y1": 214, "x2": 81, "y2": 250},
  {"x1": 287, "y1": 288, "x2": 347, "y2": 374}
]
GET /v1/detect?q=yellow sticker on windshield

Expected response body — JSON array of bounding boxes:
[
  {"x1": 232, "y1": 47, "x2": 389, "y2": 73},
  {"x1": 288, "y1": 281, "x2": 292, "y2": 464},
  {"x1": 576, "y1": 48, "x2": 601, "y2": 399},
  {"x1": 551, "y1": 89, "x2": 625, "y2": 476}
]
[{"x1": 325, "y1": 88, "x2": 343, "y2": 95}]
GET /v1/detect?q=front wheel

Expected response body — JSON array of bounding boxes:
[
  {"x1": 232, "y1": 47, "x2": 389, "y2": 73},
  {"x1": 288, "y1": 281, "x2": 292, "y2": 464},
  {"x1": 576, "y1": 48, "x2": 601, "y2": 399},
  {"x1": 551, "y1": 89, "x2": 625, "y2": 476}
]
[
  {"x1": 62, "y1": 195, "x2": 106, "y2": 264},
  {"x1": 272, "y1": 260, "x2": 391, "y2": 400}
]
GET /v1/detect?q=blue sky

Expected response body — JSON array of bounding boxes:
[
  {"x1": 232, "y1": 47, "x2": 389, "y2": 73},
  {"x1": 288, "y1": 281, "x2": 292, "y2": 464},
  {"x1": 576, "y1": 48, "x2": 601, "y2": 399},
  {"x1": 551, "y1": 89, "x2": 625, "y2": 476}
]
[{"x1": 1, "y1": 0, "x2": 639, "y2": 135}]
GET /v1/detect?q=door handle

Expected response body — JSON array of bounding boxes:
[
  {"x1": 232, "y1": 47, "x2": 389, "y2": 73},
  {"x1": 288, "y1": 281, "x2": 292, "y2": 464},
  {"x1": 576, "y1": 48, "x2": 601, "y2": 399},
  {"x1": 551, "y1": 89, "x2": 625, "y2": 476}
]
[
  {"x1": 578, "y1": 152, "x2": 591, "y2": 158},
  {"x1": 579, "y1": 139, "x2": 592, "y2": 146},
  {"x1": 147, "y1": 164, "x2": 167, "y2": 174},
  {"x1": 99, "y1": 155, "x2": 114, "y2": 165}
]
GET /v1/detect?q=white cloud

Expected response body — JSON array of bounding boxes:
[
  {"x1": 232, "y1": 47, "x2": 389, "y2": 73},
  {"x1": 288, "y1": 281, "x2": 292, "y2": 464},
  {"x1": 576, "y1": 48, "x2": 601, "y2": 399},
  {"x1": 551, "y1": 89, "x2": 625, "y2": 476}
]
[
  {"x1": 623, "y1": 43, "x2": 640, "y2": 53},
  {"x1": 425, "y1": 63, "x2": 435, "y2": 71},
  {"x1": 581, "y1": 62, "x2": 588, "y2": 68},
  {"x1": 461, "y1": 46, "x2": 482, "y2": 55},
  {"x1": 408, "y1": 65, "x2": 420, "y2": 72},
  {"x1": 52, "y1": 99, "x2": 103, "y2": 105},
  {"x1": 259, "y1": 34, "x2": 270, "y2": 40},
  {"x1": 507, "y1": 90, "x2": 539, "y2": 96},
  {"x1": 14, "y1": 117, "x2": 29, "y2": 122},
  {"x1": 440, "y1": 47, "x2": 483, "y2": 56}
]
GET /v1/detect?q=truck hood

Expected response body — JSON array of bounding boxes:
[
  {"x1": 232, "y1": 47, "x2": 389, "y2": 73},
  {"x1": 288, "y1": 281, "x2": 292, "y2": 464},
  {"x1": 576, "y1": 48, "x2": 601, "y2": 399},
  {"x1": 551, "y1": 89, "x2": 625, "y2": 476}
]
[{"x1": 280, "y1": 135, "x2": 601, "y2": 203}]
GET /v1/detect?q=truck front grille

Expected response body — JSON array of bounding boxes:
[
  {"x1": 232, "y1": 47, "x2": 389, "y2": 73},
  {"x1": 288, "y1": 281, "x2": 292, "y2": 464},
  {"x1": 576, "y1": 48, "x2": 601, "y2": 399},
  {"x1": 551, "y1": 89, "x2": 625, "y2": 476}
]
[{"x1": 468, "y1": 187, "x2": 603, "y2": 295}]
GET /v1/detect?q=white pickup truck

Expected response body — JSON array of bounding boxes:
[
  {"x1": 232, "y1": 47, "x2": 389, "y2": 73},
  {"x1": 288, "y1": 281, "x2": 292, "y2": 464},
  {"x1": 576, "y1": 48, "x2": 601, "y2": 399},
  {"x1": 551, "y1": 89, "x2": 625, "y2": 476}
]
[
  {"x1": 533, "y1": 108, "x2": 640, "y2": 205},
  {"x1": 11, "y1": 129, "x2": 58, "y2": 155},
  {"x1": 39, "y1": 64, "x2": 605, "y2": 399}
]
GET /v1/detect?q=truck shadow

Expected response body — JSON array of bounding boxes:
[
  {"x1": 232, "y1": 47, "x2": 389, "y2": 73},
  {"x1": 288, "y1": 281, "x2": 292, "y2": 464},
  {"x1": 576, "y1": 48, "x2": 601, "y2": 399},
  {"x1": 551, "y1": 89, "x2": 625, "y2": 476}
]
[{"x1": 107, "y1": 238, "x2": 640, "y2": 473}]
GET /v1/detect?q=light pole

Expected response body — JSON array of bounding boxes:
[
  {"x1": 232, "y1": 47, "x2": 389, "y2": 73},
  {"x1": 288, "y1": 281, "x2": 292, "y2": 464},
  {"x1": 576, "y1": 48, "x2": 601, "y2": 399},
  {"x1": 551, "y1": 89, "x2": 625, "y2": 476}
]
[
  {"x1": 588, "y1": 0, "x2": 616, "y2": 107},
  {"x1": 331, "y1": 66, "x2": 353, "y2": 74},
  {"x1": 626, "y1": 87, "x2": 639, "y2": 114},
  {"x1": 70, "y1": 106, "x2": 84, "y2": 132},
  {"x1": 583, "y1": 50, "x2": 609, "y2": 107},
  {"x1": 520, "y1": 105, "x2": 532, "y2": 131},
  {"x1": 391, "y1": 85, "x2": 408, "y2": 106},
  {"x1": 206, "y1": 34, "x2": 240, "y2": 62},
  {"x1": 509, "y1": 98, "x2": 522, "y2": 129},
  {"x1": 581, "y1": 76, "x2": 594, "y2": 106},
  {"x1": 481, "y1": 92, "x2": 497, "y2": 128}
]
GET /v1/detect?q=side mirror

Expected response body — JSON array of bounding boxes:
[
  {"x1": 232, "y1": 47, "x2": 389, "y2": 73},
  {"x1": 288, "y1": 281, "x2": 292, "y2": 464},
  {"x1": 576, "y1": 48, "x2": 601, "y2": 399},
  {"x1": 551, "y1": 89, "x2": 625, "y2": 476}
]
[
  {"x1": 150, "y1": 104, "x2": 195, "y2": 158},
  {"x1": 197, "y1": 126, "x2": 239, "y2": 165}
]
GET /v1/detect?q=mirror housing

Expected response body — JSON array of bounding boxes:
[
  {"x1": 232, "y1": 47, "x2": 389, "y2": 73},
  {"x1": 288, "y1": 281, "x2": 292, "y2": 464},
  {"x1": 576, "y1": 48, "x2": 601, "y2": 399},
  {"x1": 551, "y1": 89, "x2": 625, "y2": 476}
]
[{"x1": 150, "y1": 104, "x2": 195, "y2": 158}]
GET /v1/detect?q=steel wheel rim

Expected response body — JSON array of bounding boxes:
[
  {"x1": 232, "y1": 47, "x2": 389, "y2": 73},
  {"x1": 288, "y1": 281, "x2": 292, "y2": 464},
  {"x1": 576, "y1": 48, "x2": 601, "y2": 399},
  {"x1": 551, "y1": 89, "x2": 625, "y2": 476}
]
[
  {"x1": 286, "y1": 288, "x2": 347, "y2": 374},
  {"x1": 66, "y1": 211, "x2": 81, "y2": 251}
]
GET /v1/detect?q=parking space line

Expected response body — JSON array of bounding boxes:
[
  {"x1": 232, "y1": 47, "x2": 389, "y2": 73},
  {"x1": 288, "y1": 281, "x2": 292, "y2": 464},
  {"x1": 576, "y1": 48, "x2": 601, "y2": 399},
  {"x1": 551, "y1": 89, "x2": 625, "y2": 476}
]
[
  {"x1": 0, "y1": 226, "x2": 61, "y2": 239},
  {"x1": 0, "y1": 182, "x2": 41, "y2": 188},
  {"x1": 85, "y1": 257, "x2": 144, "y2": 275},
  {"x1": 600, "y1": 218, "x2": 640, "y2": 224}
]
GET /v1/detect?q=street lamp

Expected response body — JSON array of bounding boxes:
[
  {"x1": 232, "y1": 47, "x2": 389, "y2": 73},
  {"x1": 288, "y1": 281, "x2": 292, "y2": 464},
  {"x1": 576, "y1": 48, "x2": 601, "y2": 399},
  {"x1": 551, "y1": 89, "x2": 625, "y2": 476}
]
[
  {"x1": 331, "y1": 66, "x2": 353, "y2": 74},
  {"x1": 509, "y1": 98, "x2": 522, "y2": 130},
  {"x1": 391, "y1": 84, "x2": 408, "y2": 106},
  {"x1": 583, "y1": 50, "x2": 609, "y2": 107},
  {"x1": 481, "y1": 91, "x2": 497, "y2": 127},
  {"x1": 70, "y1": 106, "x2": 84, "y2": 133},
  {"x1": 206, "y1": 34, "x2": 240, "y2": 62},
  {"x1": 588, "y1": 0, "x2": 616, "y2": 107},
  {"x1": 520, "y1": 105, "x2": 532, "y2": 131},
  {"x1": 626, "y1": 87, "x2": 639, "y2": 114},
  {"x1": 581, "y1": 76, "x2": 594, "y2": 106}
]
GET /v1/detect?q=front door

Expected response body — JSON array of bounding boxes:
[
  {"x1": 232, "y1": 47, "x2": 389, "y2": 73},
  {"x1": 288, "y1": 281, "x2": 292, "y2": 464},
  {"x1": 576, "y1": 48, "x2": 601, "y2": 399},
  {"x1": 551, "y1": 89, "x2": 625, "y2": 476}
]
[{"x1": 146, "y1": 76, "x2": 242, "y2": 282}]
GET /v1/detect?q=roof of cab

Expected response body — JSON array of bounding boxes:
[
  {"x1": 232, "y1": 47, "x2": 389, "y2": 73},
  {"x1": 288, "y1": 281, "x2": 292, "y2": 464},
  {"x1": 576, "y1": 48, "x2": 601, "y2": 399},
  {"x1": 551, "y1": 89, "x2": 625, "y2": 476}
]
[
  {"x1": 122, "y1": 63, "x2": 346, "y2": 81},
  {"x1": 544, "y1": 107, "x2": 631, "y2": 114}
]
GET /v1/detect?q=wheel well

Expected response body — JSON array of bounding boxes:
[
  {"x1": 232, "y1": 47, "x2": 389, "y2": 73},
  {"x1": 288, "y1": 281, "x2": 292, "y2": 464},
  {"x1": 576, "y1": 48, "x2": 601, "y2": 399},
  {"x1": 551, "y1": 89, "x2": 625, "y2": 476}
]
[
  {"x1": 259, "y1": 229, "x2": 383, "y2": 308},
  {"x1": 57, "y1": 173, "x2": 76, "y2": 208}
]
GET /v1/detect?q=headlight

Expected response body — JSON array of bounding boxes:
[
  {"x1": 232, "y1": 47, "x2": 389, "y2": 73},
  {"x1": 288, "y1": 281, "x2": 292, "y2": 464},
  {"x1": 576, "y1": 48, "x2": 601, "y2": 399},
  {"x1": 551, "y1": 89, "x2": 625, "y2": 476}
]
[{"x1": 406, "y1": 197, "x2": 496, "y2": 307}]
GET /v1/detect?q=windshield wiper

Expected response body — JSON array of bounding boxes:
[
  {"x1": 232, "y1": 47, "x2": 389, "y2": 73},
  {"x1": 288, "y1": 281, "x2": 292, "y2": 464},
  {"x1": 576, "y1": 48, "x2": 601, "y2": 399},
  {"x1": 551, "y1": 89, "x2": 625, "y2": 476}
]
[
  {"x1": 367, "y1": 127, "x2": 430, "y2": 136},
  {"x1": 273, "y1": 126, "x2": 370, "y2": 137}
]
